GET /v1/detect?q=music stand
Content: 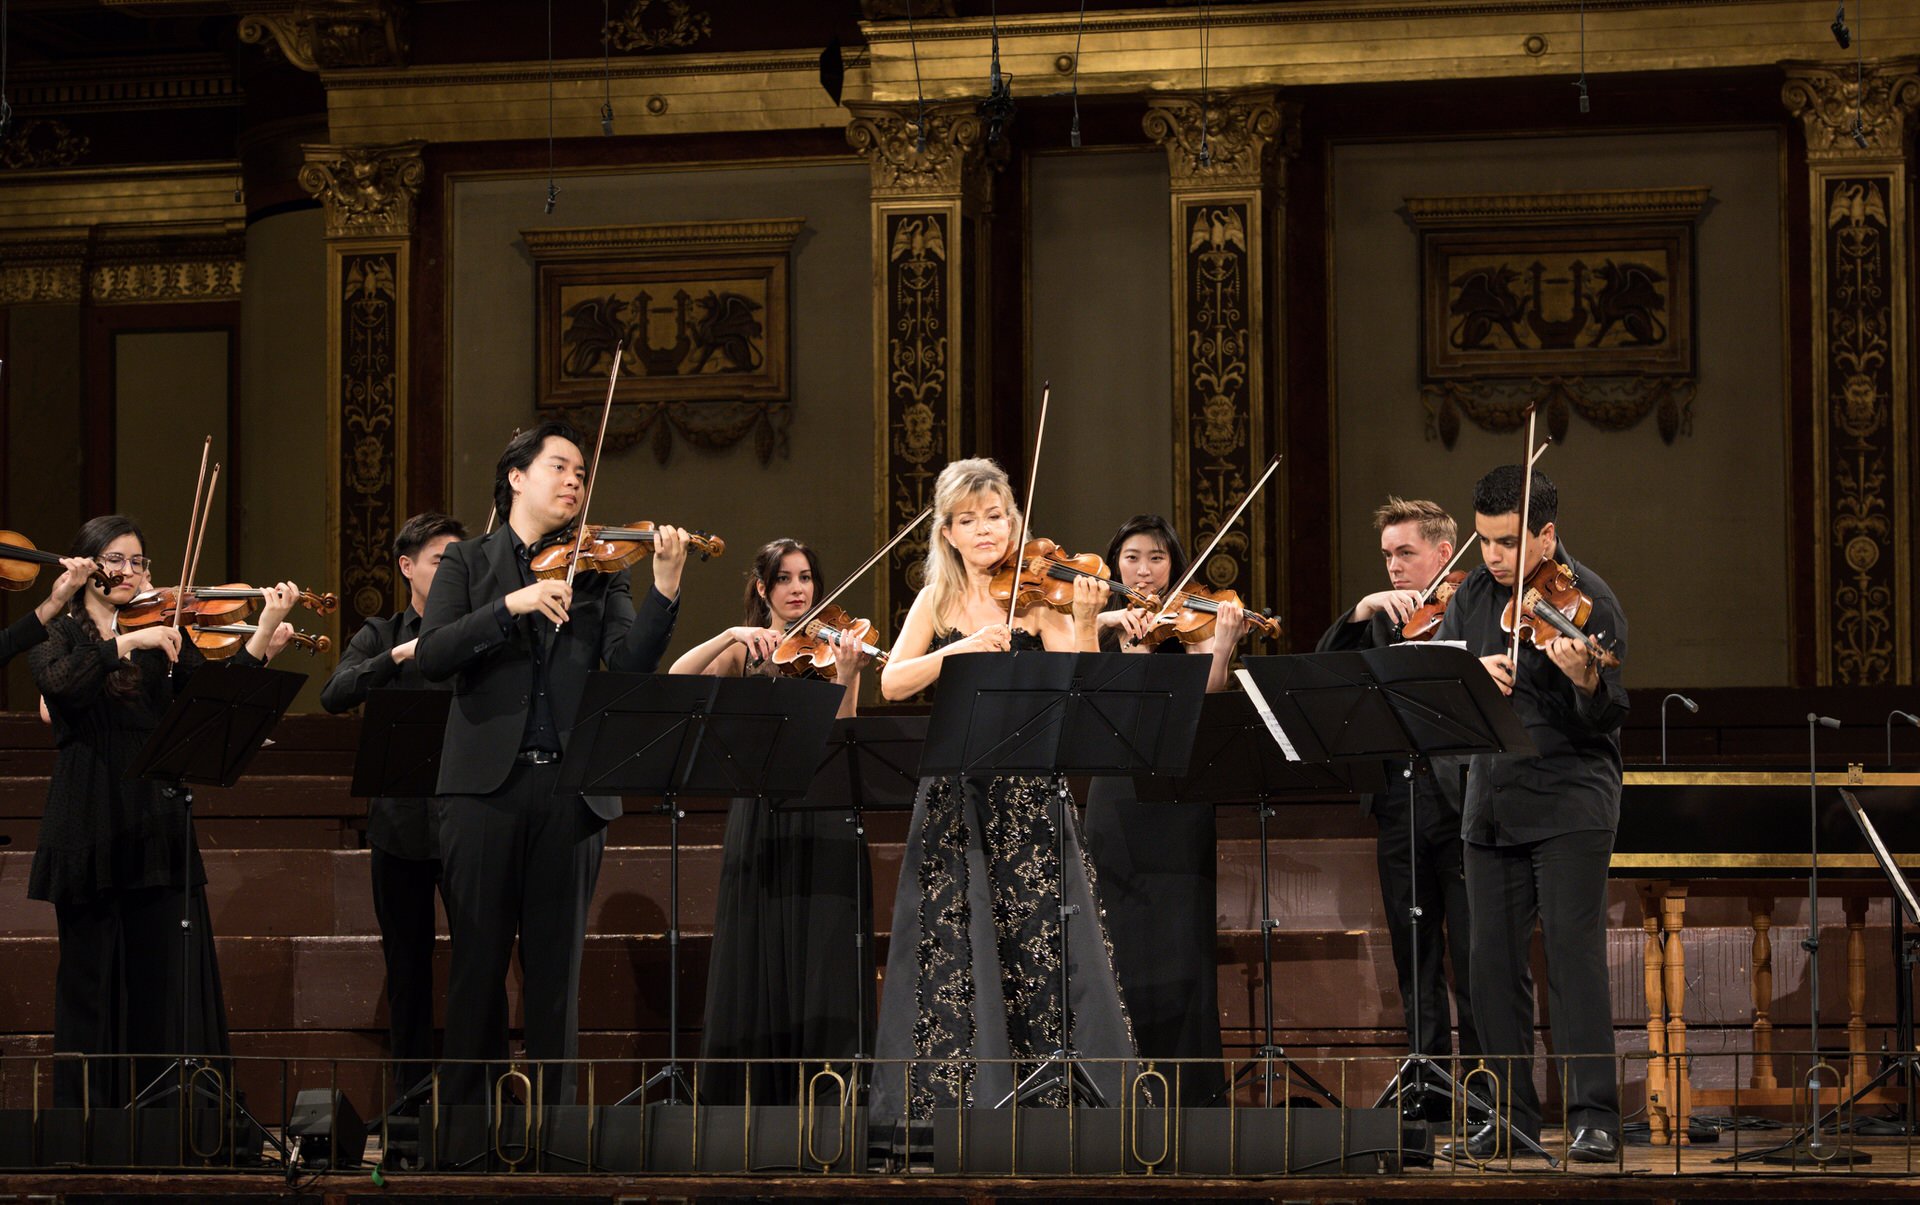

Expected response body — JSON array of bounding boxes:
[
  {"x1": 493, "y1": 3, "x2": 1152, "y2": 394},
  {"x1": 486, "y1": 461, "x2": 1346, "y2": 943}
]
[
  {"x1": 557, "y1": 672, "x2": 843, "y2": 1106},
  {"x1": 1237, "y1": 646, "x2": 1547, "y2": 1164},
  {"x1": 920, "y1": 651, "x2": 1209, "y2": 1108},
  {"x1": 129, "y1": 663, "x2": 306, "y2": 1159},
  {"x1": 1136, "y1": 689, "x2": 1387, "y2": 1108},
  {"x1": 779, "y1": 715, "x2": 925, "y2": 1089}
]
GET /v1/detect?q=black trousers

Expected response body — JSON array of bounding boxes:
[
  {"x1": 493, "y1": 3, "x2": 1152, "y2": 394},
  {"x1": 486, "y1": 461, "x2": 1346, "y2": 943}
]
[
  {"x1": 438, "y1": 762, "x2": 604, "y2": 1105},
  {"x1": 371, "y1": 845, "x2": 443, "y2": 1102},
  {"x1": 52, "y1": 884, "x2": 229, "y2": 1108},
  {"x1": 1464, "y1": 829, "x2": 1619, "y2": 1137},
  {"x1": 1374, "y1": 788, "x2": 1478, "y2": 1062}
]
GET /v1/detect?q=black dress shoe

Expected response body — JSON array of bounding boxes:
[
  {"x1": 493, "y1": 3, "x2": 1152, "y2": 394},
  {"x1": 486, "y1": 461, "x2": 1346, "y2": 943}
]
[{"x1": 1568, "y1": 1126, "x2": 1619, "y2": 1163}]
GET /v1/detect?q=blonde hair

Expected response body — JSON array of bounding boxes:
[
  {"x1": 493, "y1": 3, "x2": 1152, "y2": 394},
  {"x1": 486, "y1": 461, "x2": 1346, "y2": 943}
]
[
  {"x1": 1372, "y1": 495, "x2": 1456, "y2": 549},
  {"x1": 923, "y1": 457, "x2": 1021, "y2": 634}
]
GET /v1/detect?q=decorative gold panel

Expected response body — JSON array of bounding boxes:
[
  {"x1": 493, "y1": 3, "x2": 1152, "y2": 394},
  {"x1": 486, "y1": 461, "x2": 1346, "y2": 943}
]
[
  {"x1": 299, "y1": 141, "x2": 426, "y2": 239},
  {"x1": 0, "y1": 120, "x2": 92, "y2": 171},
  {"x1": 329, "y1": 246, "x2": 406, "y2": 635},
  {"x1": 608, "y1": 0, "x2": 713, "y2": 52},
  {"x1": 238, "y1": 0, "x2": 408, "y2": 72}
]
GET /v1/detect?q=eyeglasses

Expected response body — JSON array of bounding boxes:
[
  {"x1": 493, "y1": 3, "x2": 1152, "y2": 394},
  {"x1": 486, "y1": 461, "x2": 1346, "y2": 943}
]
[{"x1": 98, "y1": 552, "x2": 153, "y2": 573}]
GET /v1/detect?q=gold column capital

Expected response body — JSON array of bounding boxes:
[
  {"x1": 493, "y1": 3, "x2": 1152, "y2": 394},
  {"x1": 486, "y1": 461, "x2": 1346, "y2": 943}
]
[
  {"x1": 238, "y1": 0, "x2": 408, "y2": 73},
  {"x1": 845, "y1": 100, "x2": 1002, "y2": 204},
  {"x1": 1782, "y1": 57, "x2": 1920, "y2": 161},
  {"x1": 1143, "y1": 89, "x2": 1296, "y2": 190},
  {"x1": 298, "y1": 141, "x2": 426, "y2": 239}
]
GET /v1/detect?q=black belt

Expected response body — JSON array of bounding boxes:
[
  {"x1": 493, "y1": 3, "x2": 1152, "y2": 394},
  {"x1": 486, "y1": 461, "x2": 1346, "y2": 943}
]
[{"x1": 516, "y1": 749, "x2": 562, "y2": 765}]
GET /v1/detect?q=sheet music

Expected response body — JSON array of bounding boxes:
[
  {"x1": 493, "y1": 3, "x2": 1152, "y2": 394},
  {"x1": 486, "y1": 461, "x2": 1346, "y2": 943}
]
[{"x1": 1234, "y1": 667, "x2": 1301, "y2": 762}]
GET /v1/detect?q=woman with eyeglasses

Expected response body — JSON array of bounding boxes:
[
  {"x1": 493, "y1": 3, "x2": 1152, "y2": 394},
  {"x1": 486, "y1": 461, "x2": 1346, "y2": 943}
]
[{"x1": 27, "y1": 515, "x2": 301, "y2": 1106}]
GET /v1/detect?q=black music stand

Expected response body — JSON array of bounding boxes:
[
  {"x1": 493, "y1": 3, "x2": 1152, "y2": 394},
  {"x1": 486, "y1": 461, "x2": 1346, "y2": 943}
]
[
  {"x1": 130, "y1": 663, "x2": 305, "y2": 1159},
  {"x1": 1238, "y1": 646, "x2": 1546, "y2": 1164},
  {"x1": 920, "y1": 651, "x2": 1209, "y2": 1108},
  {"x1": 780, "y1": 715, "x2": 926, "y2": 1087},
  {"x1": 1136, "y1": 689, "x2": 1387, "y2": 1108},
  {"x1": 558, "y1": 673, "x2": 843, "y2": 1106}
]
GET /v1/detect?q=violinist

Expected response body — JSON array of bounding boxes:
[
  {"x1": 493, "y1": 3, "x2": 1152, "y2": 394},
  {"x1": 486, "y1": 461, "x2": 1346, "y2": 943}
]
[
  {"x1": 416, "y1": 421, "x2": 685, "y2": 1106},
  {"x1": 1083, "y1": 515, "x2": 1241, "y2": 1104},
  {"x1": 870, "y1": 458, "x2": 1134, "y2": 1134},
  {"x1": 1435, "y1": 466, "x2": 1628, "y2": 1164},
  {"x1": 0, "y1": 554, "x2": 101, "y2": 666},
  {"x1": 670, "y1": 539, "x2": 871, "y2": 1105},
  {"x1": 318, "y1": 511, "x2": 467, "y2": 1109},
  {"x1": 27, "y1": 515, "x2": 300, "y2": 1107},
  {"x1": 1316, "y1": 497, "x2": 1478, "y2": 1119}
]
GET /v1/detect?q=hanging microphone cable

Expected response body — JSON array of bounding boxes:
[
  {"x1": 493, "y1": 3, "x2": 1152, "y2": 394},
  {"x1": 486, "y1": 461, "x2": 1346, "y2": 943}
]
[
  {"x1": 544, "y1": 0, "x2": 559, "y2": 213},
  {"x1": 1068, "y1": 0, "x2": 1087, "y2": 147},
  {"x1": 601, "y1": 0, "x2": 615, "y2": 135}
]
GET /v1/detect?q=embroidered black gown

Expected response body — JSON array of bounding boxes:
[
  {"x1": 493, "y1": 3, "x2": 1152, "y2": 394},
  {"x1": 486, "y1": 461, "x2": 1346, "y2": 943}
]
[{"x1": 871, "y1": 629, "x2": 1138, "y2": 1131}]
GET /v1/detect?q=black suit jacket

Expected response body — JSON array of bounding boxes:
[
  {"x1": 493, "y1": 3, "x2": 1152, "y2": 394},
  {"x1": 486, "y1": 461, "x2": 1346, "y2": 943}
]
[
  {"x1": 416, "y1": 527, "x2": 678, "y2": 818},
  {"x1": 319, "y1": 607, "x2": 443, "y2": 860}
]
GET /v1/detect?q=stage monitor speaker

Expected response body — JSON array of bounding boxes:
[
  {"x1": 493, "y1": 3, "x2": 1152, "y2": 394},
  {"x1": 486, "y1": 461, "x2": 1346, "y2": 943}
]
[
  {"x1": 644, "y1": 1103, "x2": 866, "y2": 1173},
  {"x1": 289, "y1": 1089, "x2": 365, "y2": 1169},
  {"x1": 931, "y1": 1106, "x2": 1404, "y2": 1176},
  {"x1": 426, "y1": 1105, "x2": 647, "y2": 1173}
]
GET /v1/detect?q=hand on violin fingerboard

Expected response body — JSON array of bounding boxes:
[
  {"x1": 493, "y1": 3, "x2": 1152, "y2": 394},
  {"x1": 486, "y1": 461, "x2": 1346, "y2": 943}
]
[
  {"x1": 650, "y1": 525, "x2": 688, "y2": 601},
  {"x1": 1069, "y1": 575, "x2": 1103, "y2": 647},
  {"x1": 35, "y1": 557, "x2": 100, "y2": 626},
  {"x1": 1544, "y1": 635, "x2": 1603, "y2": 695},
  {"x1": 1212, "y1": 598, "x2": 1247, "y2": 645}
]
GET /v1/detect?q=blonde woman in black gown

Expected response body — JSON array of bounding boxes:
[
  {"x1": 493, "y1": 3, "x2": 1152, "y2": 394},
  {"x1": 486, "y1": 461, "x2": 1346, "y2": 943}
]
[{"x1": 871, "y1": 458, "x2": 1135, "y2": 1133}]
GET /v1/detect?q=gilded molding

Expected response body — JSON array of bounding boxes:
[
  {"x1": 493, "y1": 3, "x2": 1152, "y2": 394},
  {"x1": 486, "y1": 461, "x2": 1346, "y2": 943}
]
[
  {"x1": 299, "y1": 141, "x2": 426, "y2": 239},
  {"x1": 607, "y1": 0, "x2": 712, "y2": 52},
  {"x1": 0, "y1": 225, "x2": 244, "y2": 304},
  {"x1": 1143, "y1": 90, "x2": 1294, "y2": 190},
  {"x1": 0, "y1": 235, "x2": 88, "y2": 303},
  {"x1": 5, "y1": 54, "x2": 238, "y2": 113},
  {"x1": 1782, "y1": 58, "x2": 1920, "y2": 160},
  {"x1": 845, "y1": 101, "x2": 1000, "y2": 202},
  {"x1": 520, "y1": 218, "x2": 806, "y2": 261},
  {"x1": 239, "y1": 0, "x2": 407, "y2": 72},
  {"x1": 1403, "y1": 187, "x2": 1715, "y2": 226},
  {"x1": 0, "y1": 120, "x2": 93, "y2": 171},
  {"x1": 90, "y1": 259, "x2": 245, "y2": 303}
]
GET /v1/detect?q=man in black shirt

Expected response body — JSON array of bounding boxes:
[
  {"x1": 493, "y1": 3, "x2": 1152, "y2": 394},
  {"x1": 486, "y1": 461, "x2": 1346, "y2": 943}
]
[
  {"x1": 320, "y1": 511, "x2": 466, "y2": 1108},
  {"x1": 1317, "y1": 497, "x2": 1477, "y2": 1118},
  {"x1": 418, "y1": 421, "x2": 684, "y2": 1105},
  {"x1": 1436, "y1": 465, "x2": 1628, "y2": 1163}
]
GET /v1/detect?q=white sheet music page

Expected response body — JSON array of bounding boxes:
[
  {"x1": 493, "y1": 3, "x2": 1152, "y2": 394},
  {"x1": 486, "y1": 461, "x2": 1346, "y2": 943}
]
[{"x1": 1234, "y1": 668, "x2": 1301, "y2": 762}]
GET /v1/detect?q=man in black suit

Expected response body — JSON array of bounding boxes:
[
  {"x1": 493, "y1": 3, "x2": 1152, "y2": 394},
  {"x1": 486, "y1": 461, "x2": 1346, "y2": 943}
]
[
  {"x1": 418, "y1": 421, "x2": 686, "y2": 1103},
  {"x1": 1317, "y1": 496, "x2": 1477, "y2": 1118},
  {"x1": 320, "y1": 511, "x2": 467, "y2": 1107}
]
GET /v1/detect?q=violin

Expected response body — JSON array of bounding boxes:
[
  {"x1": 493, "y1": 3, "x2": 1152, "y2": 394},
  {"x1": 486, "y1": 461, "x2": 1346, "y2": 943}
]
[
  {"x1": 1400, "y1": 571, "x2": 1467, "y2": 642},
  {"x1": 988, "y1": 539, "x2": 1160, "y2": 616},
  {"x1": 0, "y1": 531, "x2": 121, "y2": 592},
  {"x1": 528, "y1": 522, "x2": 725, "y2": 581},
  {"x1": 770, "y1": 604, "x2": 888, "y2": 682},
  {"x1": 188, "y1": 623, "x2": 331, "y2": 659},
  {"x1": 116, "y1": 584, "x2": 337, "y2": 629},
  {"x1": 1138, "y1": 585, "x2": 1282, "y2": 647},
  {"x1": 1501, "y1": 557, "x2": 1620, "y2": 669}
]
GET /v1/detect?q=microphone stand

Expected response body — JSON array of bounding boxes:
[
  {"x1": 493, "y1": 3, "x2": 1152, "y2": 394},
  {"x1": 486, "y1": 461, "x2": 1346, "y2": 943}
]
[
  {"x1": 1888, "y1": 710, "x2": 1919, "y2": 768},
  {"x1": 1659, "y1": 693, "x2": 1696, "y2": 765}
]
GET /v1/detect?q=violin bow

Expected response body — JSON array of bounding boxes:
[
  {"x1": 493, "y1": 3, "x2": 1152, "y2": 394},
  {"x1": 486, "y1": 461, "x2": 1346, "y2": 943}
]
[
  {"x1": 558, "y1": 348, "x2": 623, "y2": 626},
  {"x1": 1413, "y1": 439, "x2": 1550, "y2": 607},
  {"x1": 484, "y1": 426, "x2": 523, "y2": 536},
  {"x1": 172, "y1": 437, "x2": 212, "y2": 631},
  {"x1": 1509, "y1": 404, "x2": 1539, "y2": 665},
  {"x1": 1005, "y1": 380, "x2": 1051, "y2": 630},
  {"x1": 789, "y1": 508, "x2": 933, "y2": 639},
  {"x1": 1142, "y1": 455, "x2": 1282, "y2": 631}
]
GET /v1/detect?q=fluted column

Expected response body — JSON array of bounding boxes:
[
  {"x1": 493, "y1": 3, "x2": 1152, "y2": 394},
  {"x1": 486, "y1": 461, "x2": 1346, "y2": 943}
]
[
  {"x1": 846, "y1": 101, "x2": 1002, "y2": 637},
  {"x1": 299, "y1": 141, "x2": 424, "y2": 645},
  {"x1": 1144, "y1": 90, "x2": 1296, "y2": 612},
  {"x1": 1783, "y1": 60, "x2": 1919, "y2": 685}
]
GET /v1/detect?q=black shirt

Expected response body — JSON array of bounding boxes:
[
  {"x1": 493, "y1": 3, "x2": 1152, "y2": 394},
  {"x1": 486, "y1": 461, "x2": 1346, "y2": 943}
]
[
  {"x1": 498, "y1": 527, "x2": 564, "y2": 755},
  {"x1": 318, "y1": 606, "x2": 442, "y2": 861},
  {"x1": 0, "y1": 611, "x2": 47, "y2": 666},
  {"x1": 1433, "y1": 550, "x2": 1630, "y2": 845}
]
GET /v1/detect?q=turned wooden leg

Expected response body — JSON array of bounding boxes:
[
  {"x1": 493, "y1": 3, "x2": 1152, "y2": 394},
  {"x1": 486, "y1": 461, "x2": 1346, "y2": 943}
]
[
  {"x1": 1845, "y1": 894, "x2": 1870, "y2": 1090},
  {"x1": 1640, "y1": 885, "x2": 1670, "y2": 1147},
  {"x1": 1749, "y1": 896, "x2": 1777, "y2": 1090},
  {"x1": 1661, "y1": 888, "x2": 1691, "y2": 1145}
]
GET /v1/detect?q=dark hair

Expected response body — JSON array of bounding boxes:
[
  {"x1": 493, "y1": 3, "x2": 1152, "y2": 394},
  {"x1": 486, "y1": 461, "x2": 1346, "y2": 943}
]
[
  {"x1": 67, "y1": 515, "x2": 146, "y2": 698},
  {"x1": 492, "y1": 420, "x2": 587, "y2": 528},
  {"x1": 1102, "y1": 515, "x2": 1188, "y2": 613},
  {"x1": 394, "y1": 511, "x2": 468, "y2": 561},
  {"x1": 743, "y1": 538, "x2": 825, "y2": 627},
  {"x1": 1472, "y1": 465, "x2": 1558, "y2": 535}
]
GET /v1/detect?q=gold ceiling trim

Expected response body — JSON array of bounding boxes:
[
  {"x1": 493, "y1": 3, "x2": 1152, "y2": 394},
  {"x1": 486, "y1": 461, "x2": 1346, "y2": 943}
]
[
  {"x1": 4, "y1": 54, "x2": 239, "y2": 113},
  {"x1": 1403, "y1": 186, "x2": 1715, "y2": 226},
  {"x1": 520, "y1": 218, "x2": 807, "y2": 262},
  {"x1": 0, "y1": 162, "x2": 244, "y2": 232},
  {"x1": 1623, "y1": 769, "x2": 1920, "y2": 786},
  {"x1": 0, "y1": 220, "x2": 246, "y2": 304}
]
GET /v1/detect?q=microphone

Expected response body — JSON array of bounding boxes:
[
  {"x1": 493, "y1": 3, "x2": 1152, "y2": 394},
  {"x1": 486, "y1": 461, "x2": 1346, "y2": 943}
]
[
  {"x1": 1888, "y1": 709, "x2": 1920, "y2": 766},
  {"x1": 1810, "y1": 713, "x2": 1841, "y2": 730},
  {"x1": 1660, "y1": 693, "x2": 1699, "y2": 765}
]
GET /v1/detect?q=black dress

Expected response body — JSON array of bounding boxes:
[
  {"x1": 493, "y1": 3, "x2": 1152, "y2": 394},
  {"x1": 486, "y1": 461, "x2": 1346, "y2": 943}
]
[
  {"x1": 1082, "y1": 635, "x2": 1225, "y2": 1105},
  {"x1": 871, "y1": 629, "x2": 1139, "y2": 1132},
  {"x1": 698, "y1": 663, "x2": 871, "y2": 1106},
  {"x1": 29, "y1": 614, "x2": 240, "y2": 1107}
]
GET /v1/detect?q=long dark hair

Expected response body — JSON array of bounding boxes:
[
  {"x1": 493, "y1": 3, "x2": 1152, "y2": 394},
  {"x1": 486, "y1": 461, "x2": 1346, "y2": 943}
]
[
  {"x1": 66, "y1": 514, "x2": 147, "y2": 698},
  {"x1": 1102, "y1": 514, "x2": 1188, "y2": 613},
  {"x1": 491, "y1": 420, "x2": 586, "y2": 530},
  {"x1": 743, "y1": 538, "x2": 824, "y2": 627}
]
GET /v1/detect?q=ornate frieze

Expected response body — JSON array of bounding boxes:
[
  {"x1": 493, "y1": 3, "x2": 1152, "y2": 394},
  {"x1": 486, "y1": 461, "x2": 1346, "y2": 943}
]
[
  {"x1": 335, "y1": 250, "x2": 404, "y2": 628},
  {"x1": 1782, "y1": 58, "x2": 1920, "y2": 160},
  {"x1": 238, "y1": 0, "x2": 408, "y2": 72},
  {"x1": 1143, "y1": 90, "x2": 1291, "y2": 190},
  {"x1": 298, "y1": 141, "x2": 426, "y2": 239},
  {"x1": 846, "y1": 100, "x2": 1000, "y2": 204},
  {"x1": 607, "y1": 0, "x2": 712, "y2": 52},
  {"x1": 0, "y1": 119, "x2": 92, "y2": 171}
]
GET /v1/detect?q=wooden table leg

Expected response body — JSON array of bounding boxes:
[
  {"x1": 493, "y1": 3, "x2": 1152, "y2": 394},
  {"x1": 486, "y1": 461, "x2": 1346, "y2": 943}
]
[
  {"x1": 1748, "y1": 896, "x2": 1777, "y2": 1090},
  {"x1": 1661, "y1": 887, "x2": 1691, "y2": 1145},
  {"x1": 1845, "y1": 894, "x2": 1870, "y2": 1090},
  {"x1": 1640, "y1": 884, "x2": 1670, "y2": 1147}
]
